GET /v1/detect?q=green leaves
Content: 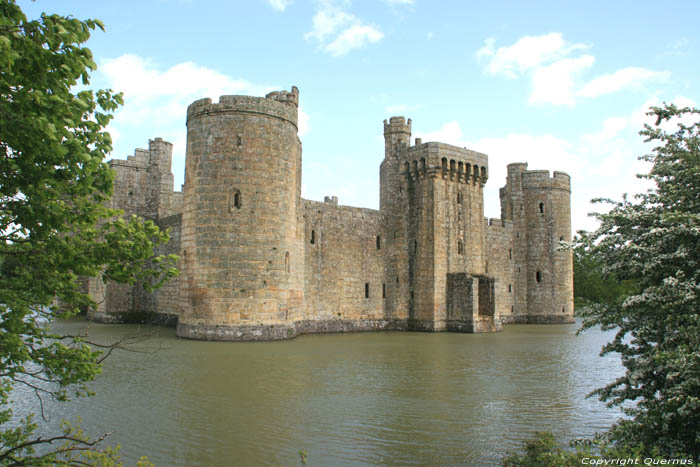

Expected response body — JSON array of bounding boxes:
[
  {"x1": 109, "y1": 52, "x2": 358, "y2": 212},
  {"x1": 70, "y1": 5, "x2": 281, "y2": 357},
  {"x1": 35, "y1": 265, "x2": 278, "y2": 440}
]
[
  {"x1": 0, "y1": 1, "x2": 178, "y2": 463},
  {"x1": 581, "y1": 104, "x2": 700, "y2": 461}
]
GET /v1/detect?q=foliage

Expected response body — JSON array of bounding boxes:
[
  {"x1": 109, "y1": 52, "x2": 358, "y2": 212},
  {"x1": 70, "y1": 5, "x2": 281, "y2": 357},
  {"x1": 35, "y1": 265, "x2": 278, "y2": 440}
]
[
  {"x1": 502, "y1": 432, "x2": 670, "y2": 467},
  {"x1": 576, "y1": 103, "x2": 700, "y2": 461},
  {"x1": 0, "y1": 0, "x2": 177, "y2": 464},
  {"x1": 572, "y1": 238, "x2": 637, "y2": 308}
]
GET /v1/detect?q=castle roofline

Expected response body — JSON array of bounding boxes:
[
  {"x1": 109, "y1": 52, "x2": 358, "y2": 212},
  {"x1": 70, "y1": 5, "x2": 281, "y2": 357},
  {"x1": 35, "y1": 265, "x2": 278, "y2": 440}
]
[{"x1": 402, "y1": 141, "x2": 488, "y2": 167}]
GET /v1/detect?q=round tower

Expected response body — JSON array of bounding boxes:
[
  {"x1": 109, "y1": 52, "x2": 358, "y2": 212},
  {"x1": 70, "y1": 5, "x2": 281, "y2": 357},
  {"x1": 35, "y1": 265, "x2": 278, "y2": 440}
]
[
  {"x1": 522, "y1": 170, "x2": 574, "y2": 323},
  {"x1": 380, "y1": 116, "x2": 412, "y2": 322},
  {"x1": 177, "y1": 87, "x2": 304, "y2": 340}
]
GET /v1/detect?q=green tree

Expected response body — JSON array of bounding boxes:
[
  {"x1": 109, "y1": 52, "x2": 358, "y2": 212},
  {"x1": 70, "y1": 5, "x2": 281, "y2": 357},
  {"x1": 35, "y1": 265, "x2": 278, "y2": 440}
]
[
  {"x1": 572, "y1": 238, "x2": 637, "y2": 308},
  {"x1": 0, "y1": 1, "x2": 177, "y2": 464},
  {"x1": 577, "y1": 103, "x2": 700, "y2": 461}
]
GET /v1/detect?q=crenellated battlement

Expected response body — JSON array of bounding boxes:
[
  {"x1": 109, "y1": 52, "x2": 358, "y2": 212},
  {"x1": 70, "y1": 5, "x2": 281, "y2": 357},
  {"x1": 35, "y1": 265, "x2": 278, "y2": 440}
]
[
  {"x1": 401, "y1": 142, "x2": 488, "y2": 185},
  {"x1": 522, "y1": 170, "x2": 571, "y2": 191},
  {"x1": 186, "y1": 87, "x2": 299, "y2": 129}
]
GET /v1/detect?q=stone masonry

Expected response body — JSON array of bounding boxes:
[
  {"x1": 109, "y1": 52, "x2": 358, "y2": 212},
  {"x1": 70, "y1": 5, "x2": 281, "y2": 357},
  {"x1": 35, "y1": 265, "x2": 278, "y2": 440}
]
[{"x1": 88, "y1": 86, "x2": 574, "y2": 340}]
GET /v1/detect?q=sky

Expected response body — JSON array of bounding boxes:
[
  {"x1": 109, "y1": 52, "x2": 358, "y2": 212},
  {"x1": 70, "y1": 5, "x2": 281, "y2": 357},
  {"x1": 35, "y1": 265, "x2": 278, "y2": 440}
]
[{"x1": 19, "y1": 0, "x2": 700, "y2": 232}]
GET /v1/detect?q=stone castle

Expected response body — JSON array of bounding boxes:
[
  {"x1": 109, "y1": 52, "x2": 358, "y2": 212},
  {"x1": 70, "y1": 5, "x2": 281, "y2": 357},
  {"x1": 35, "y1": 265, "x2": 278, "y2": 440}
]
[{"x1": 86, "y1": 86, "x2": 574, "y2": 340}]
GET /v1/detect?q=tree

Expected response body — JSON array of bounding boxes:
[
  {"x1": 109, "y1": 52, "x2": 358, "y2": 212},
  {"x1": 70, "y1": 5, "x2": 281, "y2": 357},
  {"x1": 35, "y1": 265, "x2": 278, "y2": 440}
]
[
  {"x1": 0, "y1": 1, "x2": 177, "y2": 464},
  {"x1": 577, "y1": 103, "x2": 700, "y2": 461},
  {"x1": 572, "y1": 238, "x2": 637, "y2": 308}
]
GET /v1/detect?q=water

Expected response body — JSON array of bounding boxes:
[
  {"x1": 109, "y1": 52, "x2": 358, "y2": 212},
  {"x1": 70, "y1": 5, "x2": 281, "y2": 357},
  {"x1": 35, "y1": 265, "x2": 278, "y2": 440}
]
[{"x1": 10, "y1": 319, "x2": 623, "y2": 466}]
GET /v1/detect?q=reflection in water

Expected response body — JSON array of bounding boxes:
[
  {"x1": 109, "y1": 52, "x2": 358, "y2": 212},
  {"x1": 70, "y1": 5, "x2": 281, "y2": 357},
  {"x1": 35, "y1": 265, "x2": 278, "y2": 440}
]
[{"x1": 10, "y1": 319, "x2": 623, "y2": 466}]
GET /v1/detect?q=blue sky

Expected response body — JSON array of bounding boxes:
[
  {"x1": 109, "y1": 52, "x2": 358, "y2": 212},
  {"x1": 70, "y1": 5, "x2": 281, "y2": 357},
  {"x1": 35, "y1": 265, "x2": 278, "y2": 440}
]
[{"x1": 20, "y1": 0, "x2": 700, "y2": 232}]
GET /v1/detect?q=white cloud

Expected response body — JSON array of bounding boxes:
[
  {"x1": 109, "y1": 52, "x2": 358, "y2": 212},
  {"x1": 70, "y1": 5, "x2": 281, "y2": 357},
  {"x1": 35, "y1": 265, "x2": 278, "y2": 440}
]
[
  {"x1": 98, "y1": 54, "x2": 304, "y2": 192},
  {"x1": 305, "y1": 2, "x2": 383, "y2": 56},
  {"x1": 476, "y1": 33, "x2": 588, "y2": 78},
  {"x1": 266, "y1": 0, "x2": 292, "y2": 11},
  {"x1": 577, "y1": 67, "x2": 670, "y2": 98},
  {"x1": 529, "y1": 55, "x2": 595, "y2": 106},
  {"x1": 324, "y1": 24, "x2": 383, "y2": 56},
  {"x1": 476, "y1": 33, "x2": 670, "y2": 106}
]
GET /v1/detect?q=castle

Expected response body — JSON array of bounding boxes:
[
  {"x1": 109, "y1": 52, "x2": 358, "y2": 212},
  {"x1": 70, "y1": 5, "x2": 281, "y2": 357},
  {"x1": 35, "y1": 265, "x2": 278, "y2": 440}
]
[{"x1": 86, "y1": 86, "x2": 574, "y2": 340}]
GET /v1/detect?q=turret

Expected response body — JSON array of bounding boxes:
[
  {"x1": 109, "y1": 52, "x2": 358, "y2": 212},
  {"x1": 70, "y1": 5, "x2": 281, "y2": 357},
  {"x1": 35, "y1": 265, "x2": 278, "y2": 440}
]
[
  {"x1": 383, "y1": 116, "x2": 412, "y2": 159},
  {"x1": 521, "y1": 170, "x2": 574, "y2": 322},
  {"x1": 177, "y1": 87, "x2": 304, "y2": 341}
]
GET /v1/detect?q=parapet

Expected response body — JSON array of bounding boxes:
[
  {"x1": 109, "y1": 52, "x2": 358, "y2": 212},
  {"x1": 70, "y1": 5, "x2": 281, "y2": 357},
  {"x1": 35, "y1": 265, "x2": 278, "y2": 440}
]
[
  {"x1": 522, "y1": 170, "x2": 571, "y2": 192},
  {"x1": 186, "y1": 86, "x2": 299, "y2": 129},
  {"x1": 384, "y1": 116, "x2": 412, "y2": 135}
]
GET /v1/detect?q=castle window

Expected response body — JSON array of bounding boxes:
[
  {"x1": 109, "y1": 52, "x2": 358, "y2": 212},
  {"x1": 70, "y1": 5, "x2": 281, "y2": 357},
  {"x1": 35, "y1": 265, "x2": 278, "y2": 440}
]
[
  {"x1": 458, "y1": 240, "x2": 463, "y2": 255},
  {"x1": 396, "y1": 276, "x2": 399, "y2": 284},
  {"x1": 285, "y1": 252, "x2": 290, "y2": 273},
  {"x1": 508, "y1": 284, "x2": 512, "y2": 293},
  {"x1": 485, "y1": 261, "x2": 489, "y2": 274},
  {"x1": 539, "y1": 202, "x2": 544, "y2": 214},
  {"x1": 516, "y1": 232, "x2": 520, "y2": 238},
  {"x1": 509, "y1": 248, "x2": 512, "y2": 259},
  {"x1": 236, "y1": 135, "x2": 242, "y2": 146},
  {"x1": 457, "y1": 191, "x2": 462, "y2": 204},
  {"x1": 536, "y1": 271, "x2": 542, "y2": 283},
  {"x1": 382, "y1": 283, "x2": 386, "y2": 299},
  {"x1": 562, "y1": 306, "x2": 565, "y2": 313},
  {"x1": 413, "y1": 240, "x2": 417, "y2": 253},
  {"x1": 376, "y1": 235, "x2": 381, "y2": 250},
  {"x1": 559, "y1": 235, "x2": 564, "y2": 241},
  {"x1": 310, "y1": 230, "x2": 315, "y2": 244},
  {"x1": 230, "y1": 189, "x2": 242, "y2": 212},
  {"x1": 365, "y1": 283, "x2": 370, "y2": 298}
]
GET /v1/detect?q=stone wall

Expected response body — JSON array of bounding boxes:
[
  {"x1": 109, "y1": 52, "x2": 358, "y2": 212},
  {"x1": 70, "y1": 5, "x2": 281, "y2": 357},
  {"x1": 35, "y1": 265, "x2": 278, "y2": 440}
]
[
  {"x1": 302, "y1": 198, "x2": 385, "y2": 323},
  {"x1": 485, "y1": 217, "x2": 515, "y2": 321}
]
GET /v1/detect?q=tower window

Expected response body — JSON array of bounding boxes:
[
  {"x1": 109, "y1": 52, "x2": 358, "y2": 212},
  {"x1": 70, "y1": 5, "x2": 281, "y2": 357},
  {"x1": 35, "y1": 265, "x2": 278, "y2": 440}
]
[
  {"x1": 458, "y1": 240, "x2": 463, "y2": 255},
  {"x1": 485, "y1": 261, "x2": 489, "y2": 274},
  {"x1": 365, "y1": 283, "x2": 370, "y2": 298},
  {"x1": 413, "y1": 240, "x2": 417, "y2": 253},
  {"x1": 508, "y1": 284, "x2": 512, "y2": 293},
  {"x1": 559, "y1": 235, "x2": 564, "y2": 241},
  {"x1": 230, "y1": 189, "x2": 242, "y2": 212},
  {"x1": 536, "y1": 271, "x2": 542, "y2": 283},
  {"x1": 539, "y1": 202, "x2": 544, "y2": 214},
  {"x1": 509, "y1": 248, "x2": 512, "y2": 259},
  {"x1": 285, "y1": 252, "x2": 290, "y2": 273},
  {"x1": 376, "y1": 235, "x2": 381, "y2": 250},
  {"x1": 382, "y1": 283, "x2": 386, "y2": 299},
  {"x1": 310, "y1": 230, "x2": 315, "y2": 244},
  {"x1": 396, "y1": 276, "x2": 399, "y2": 284},
  {"x1": 457, "y1": 191, "x2": 462, "y2": 204},
  {"x1": 236, "y1": 135, "x2": 242, "y2": 146}
]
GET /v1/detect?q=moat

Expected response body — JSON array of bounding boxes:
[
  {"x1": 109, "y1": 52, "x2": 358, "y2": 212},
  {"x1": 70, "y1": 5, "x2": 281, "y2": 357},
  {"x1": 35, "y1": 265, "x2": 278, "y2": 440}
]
[{"x1": 14, "y1": 319, "x2": 622, "y2": 466}]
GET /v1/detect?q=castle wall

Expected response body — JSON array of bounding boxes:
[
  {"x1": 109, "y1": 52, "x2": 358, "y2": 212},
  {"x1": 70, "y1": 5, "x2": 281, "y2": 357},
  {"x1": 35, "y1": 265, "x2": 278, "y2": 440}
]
[
  {"x1": 302, "y1": 199, "x2": 385, "y2": 325},
  {"x1": 485, "y1": 218, "x2": 515, "y2": 321}
]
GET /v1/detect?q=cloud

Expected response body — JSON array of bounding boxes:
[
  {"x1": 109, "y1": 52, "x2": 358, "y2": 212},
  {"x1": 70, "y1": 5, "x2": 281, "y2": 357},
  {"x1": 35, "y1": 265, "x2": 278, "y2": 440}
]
[
  {"x1": 324, "y1": 24, "x2": 383, "y2": 56},
  {"x1": 476, "y1": 33, "x2": 670, "y2": 106},
  {"x1": 97, "y1": 54, "x2": 305, "y2": 191},
  {"x1": 476, "y1": 33, "x2": 589, "y2": 78},
  {"x1": 577, "y1": 67, "x2": 670, "y2": 98},
  {"x1": 305, "y1": 2, "x2": 383, "y2": 56},
  {"x1": 529, "y1": 55, "x2": 595, "y2": 106},
  {"x1": 266, "y1": 0, "x2": 292, "y2": 11}
]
